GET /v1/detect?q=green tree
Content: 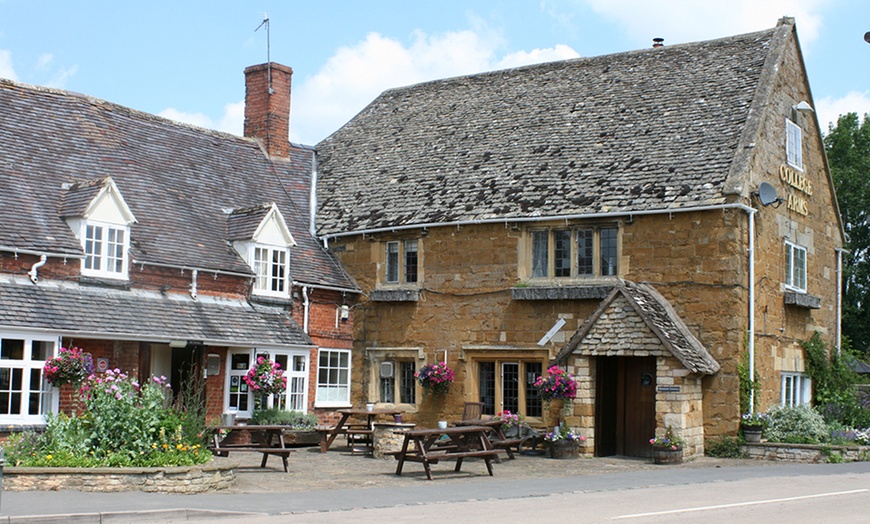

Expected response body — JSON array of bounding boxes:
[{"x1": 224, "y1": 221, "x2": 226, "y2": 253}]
[{"x1": 824, "y1": 113, "x2": 870, "y2": 356}]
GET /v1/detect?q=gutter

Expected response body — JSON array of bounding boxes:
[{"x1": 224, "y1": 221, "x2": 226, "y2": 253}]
[
  {"x1": 131, "y1": 259, "x2": 254, "y2": 279},
  {"x1": 0, "y1": 246, "x2": 84, "y2": 259},
  {"x1": 292, "y1": 280, "x2": 359, "y2": 295},
  {"x1": 319, "y1": 202, "x2": 756, "y2": 240}
]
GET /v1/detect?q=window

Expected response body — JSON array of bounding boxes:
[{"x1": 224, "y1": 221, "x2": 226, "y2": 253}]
[
  {"x1": 316, "y1": 349, "x2": 351, "y2": 406},
  {"x1": 81, "y1": 221, "x2": 129, "y2": 278},
  {"x1": 781, "y1": 372, "x2": 811, "y2": 406},
  {"x1": 385, "y1": 239, "x2": 419, "y2": 284},
  {"x1": 253, "y1": 245, "x2": 289, "y2": 297},
  {"x1": 785, "y1": 242, "x2": 807, "y2": 292},
  {"x1": 379, "y1": 361, "x2": 417, "y2": 404},
  {"x1": 0, "y1": 333, "x2": 57, "y2": 424},
  {"x1": 477, "y1": 360, "x2": 543, "y2": 418},
  {"x1": 225, "y1": 349, "x2": 309, "y2": 416},
  {"x1": 528, "y1": 226, "x2": 618, "y2": 279},
  {"x1": 786, "y1": 119, "x2": 802, "y2": 170}
]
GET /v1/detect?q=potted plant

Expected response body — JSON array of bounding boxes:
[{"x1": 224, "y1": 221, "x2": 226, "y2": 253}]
[
  {"x1": 650, "y1": 426, "x2": 685, "y2": 464},
  {"x1": 534, "y1": 365, "x2": 578, "y2": 425},
  {"x1": 43, "y1": 346, "x2": 94, "y2": 388},
  {"x1": 493, "y1": 410, "x2": 528, "y2": 439},
  {"x1": 415, "y1": 361, "x2": 454, "y2": 396},
  {"x1": 740, "y1": 412, "x2": 768, "y2": 443},
  {"x1": 544, "y1": 426, "x2": 586, "y2": 459}
]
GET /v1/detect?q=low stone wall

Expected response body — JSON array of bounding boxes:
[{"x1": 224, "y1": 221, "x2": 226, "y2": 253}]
[
  {"x1": 3, "y1": 461, "x2": 236, "y2": 493},
  {"x1": 743, "y1": 442, "x2": 870, "y2": 463}
]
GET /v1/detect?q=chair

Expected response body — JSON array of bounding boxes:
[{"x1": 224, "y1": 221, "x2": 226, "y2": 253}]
[{"x1": 461, "y1": 402, "x2": 484, "y2": 422}]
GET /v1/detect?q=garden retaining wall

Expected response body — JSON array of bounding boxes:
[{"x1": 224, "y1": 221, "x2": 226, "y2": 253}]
[
  {"x1": 743, "y1": 442, "x2": 870, "y2": 463},
  {"x1": 3, "y1": 461, "x2": 236, "y2": 493}
]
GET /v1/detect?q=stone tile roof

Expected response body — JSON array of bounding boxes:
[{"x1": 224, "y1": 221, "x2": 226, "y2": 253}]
[
  {"x1": 0, "y1": 275, "x2": 312, "y2": 347},
  {"x1": 316, "y1": 23, "x2": 789, "y2": 236},
  {"x1": 555, "y1": 281, "x2": 719, "y2": 375},
  {"x1": 0, "y1": 79, "x2": 357, "y2": 291}
]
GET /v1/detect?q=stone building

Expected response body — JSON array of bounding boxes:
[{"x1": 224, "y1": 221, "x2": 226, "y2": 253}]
[
  {"x1": 315, "y1": 18, "x2": 844, "y2": 457},
  {"x1": 0, "y1": 63, "x2": 359, "y2": 431}
]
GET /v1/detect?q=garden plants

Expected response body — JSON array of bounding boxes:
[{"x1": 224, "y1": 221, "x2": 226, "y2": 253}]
[{"x1": 416, "y1": 361, "x2": 455, "y2": 395}]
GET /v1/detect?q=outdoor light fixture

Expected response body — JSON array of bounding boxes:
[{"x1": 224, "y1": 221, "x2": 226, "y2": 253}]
[
  {"x1": 168, "y1": 340, "x2": 188, "y2": 348},
  {"x1": 792, "y1": 101, "x2": 814, "y2": 113}
]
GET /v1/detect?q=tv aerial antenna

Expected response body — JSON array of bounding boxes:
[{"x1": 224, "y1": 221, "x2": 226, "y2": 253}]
[{"x1": 255, "y1": 13, "x2": 273, "y2": 94}]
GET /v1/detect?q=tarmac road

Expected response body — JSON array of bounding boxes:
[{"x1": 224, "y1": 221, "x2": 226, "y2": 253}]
[{"x1": 2, "y1": 446, "x2": 870, "y2": 523}]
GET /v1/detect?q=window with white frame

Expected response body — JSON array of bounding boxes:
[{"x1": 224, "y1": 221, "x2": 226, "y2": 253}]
[
  {"x1": 785, "y1": 241, "x2": 807, "y2": 292},
  {"x1": 316, "y1": 348, "x2": 351, "y2": 406},
  {"x1": 379, "y1": 361, "x2": 417, "y2": 404},
  {"x1": 786, "y1": 118, "x2": 802, "y2": 170},
  {"x1": 0, "y1": 333, "x2": 57, "y2": 423},
  {"x1": 530, "y1": 225, "x2": 619, "y2": 279},
  {"x1": 81, "y1": 221, "x2": 129, "y2": 278},
  {"x1": 224, "y1": 349, "x2": 309, "y2": 416},
  {"x1": 781, "y1": 372, "x2": 811, "y2": 406},
  {"x1": 253, "y1": 245, "x2": 289, "y2": 297},
  {"x1": 385, "y1": 239, "x2": 419, "y2": 285}
]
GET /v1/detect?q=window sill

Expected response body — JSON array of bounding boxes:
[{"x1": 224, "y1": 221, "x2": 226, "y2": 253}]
[
  {"x1": 371, "y1": 289, "x2": 420, "y2": 302},
  {"x1": 249, "y1": 295, "x2": 293, "y2": 307},
  {"x1": 784, "y1": 291, "x2": 821, "y2": 309},
  {"x1": 511, "y1": 285, "x2": 613, "y2": 301}
]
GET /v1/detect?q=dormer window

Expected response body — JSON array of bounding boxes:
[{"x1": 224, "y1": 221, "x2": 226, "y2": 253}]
[
  {"x1": 60, "y1": 177, "x2": 136, "y2": 281},
  {"x1": 229, "y1": 203, "x2": 296, "y2": 299}
]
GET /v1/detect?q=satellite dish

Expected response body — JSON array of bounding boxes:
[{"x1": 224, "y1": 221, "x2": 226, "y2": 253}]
[{"x1": 756, "y1": 182, "x2": 781, "y2": 206}]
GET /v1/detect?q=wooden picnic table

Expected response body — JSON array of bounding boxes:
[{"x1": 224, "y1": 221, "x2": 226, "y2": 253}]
[
  {"x1": 318, "y1": 407, "x2": 403, "y2": 453},
  {"x1": 455, "y1": 418, "x2": 525, "y2": 459},
  {"x1": 392, "y1": 425, "x2": 500, "y2": 480},
  {"x1": 209, "y1": 424, "x2": 294, "y2": 472}
]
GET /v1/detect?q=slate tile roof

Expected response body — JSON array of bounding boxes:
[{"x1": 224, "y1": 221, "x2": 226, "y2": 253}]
[
  {"x1": 0, "y1": 275, "x2": 312, "y2": 347},
  {"x1": 555, "y1": 281, "x2": 720, "y2": 375},
  {"x1": 0, "y1": 79, "x2": 357, "y2": 291},
  {"x1": 315, "y1": 23, "x2": 787, "y2": 236}
]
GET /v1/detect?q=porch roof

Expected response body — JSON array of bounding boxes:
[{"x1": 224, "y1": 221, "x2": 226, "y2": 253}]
[
  {"x1": 554, "y1": 280, "x2": 720, "y2": 375},
  {"x1": 0, "y1": 275, "x2": 312, "y2": 348}
]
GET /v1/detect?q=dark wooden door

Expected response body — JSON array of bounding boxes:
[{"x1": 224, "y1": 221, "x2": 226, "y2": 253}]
[
  {"x1": 622, "y1": 357, "x2": 657, "y2": 457},
  {"x1": 595, "y1": 356, "x2": 656, "y2": 458}
]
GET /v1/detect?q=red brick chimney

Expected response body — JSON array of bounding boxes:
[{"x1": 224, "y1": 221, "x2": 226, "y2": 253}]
[{"x1": 244, "y1": 62, "x2": 293, "y2": 158}]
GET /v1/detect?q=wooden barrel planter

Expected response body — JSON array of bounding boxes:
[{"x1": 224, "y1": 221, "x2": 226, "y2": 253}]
[
  {"x1": 549, "y1": 439, "x2": 580, "y2": 459},
  {"x1": 652, "y1": 446, "x2": 682, "y2": 464},
  {"x1": 741, "y1": 425, "x2": 763, "y2": 443}
]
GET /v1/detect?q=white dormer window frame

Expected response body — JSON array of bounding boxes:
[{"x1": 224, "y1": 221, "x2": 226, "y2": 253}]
[
  {"x1": 786, "y1": 118, "x2": 803, "y2": 171},
  {"x1": 66, "y1": 177, "x2": 136, "y2": 281},
  {"x1": 232, "y1": 204, "x2": 296, "y2": 300},
  {"x1": 81, "y1": 220, "x2": 130, "y2": 278}
]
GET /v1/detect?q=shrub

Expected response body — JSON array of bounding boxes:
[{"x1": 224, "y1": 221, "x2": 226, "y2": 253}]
[
  {"x1": 706, "y1": 436, "x2": 744, "y2": 458},
  {"x1": 251, "y1": 408, "x2": 319, "y2": 428},
  {"x1": 765, "y1": 405, "x2": 829, "y2": 444}
]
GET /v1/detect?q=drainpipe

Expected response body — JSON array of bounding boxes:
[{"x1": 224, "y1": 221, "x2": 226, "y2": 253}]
[
  {"x1": 27, "y1": 255, "x2": 47, "y2": 283},
  {"x1": 302, "y1": 285, "x2": 310, "y2": 334},
  {"x1": 836, "y1": 248, "x2": 844, "y2": 357},
  {"x1": 309, "y1": 150, "x2": 318, "y2": 237},
  {"x1": 189, "y1": 269, "x2": 198, "y2": 300},
  {"x1": 747, "y1": 208, "x2": 757, "y2": 413}
]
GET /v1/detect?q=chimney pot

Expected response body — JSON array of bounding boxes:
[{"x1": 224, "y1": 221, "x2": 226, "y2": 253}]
[{"x1": 653, "y1": 38, "x2": 664, "y2": 48}]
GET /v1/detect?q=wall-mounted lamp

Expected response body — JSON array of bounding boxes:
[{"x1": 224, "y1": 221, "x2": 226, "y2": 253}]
[
  {"x1": 168, "y1": 340, "x2": 188, "y2": 348},
  {"x1": 340, "y1": 304, "x2": 350, "y2": 322},
  {"x1": 751, "y1": 182, "x2": 783, "y2": 208},
  {"x1": 791, "y1": 101, "x2": 814, "y2": 121}
]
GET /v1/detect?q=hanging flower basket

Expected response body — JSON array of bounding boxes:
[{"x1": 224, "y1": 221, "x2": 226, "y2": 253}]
[
  {"x1": 244, "y1": 356, "x2": 287, "y2": 408},
  {"x1": 415, "y1": 361, "x2": 454, "y2": 395},
  {"x1": 533, "y1": 366, "x2": 578, "y2": 402},
  {"x1": 43, "y1": 346, "x2": 94, "y2": 387}
]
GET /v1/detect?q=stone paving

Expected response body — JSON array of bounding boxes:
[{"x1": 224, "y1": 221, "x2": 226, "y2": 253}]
[{"x1": 217, "y1": 443, "x2": 768, "y2": 494}]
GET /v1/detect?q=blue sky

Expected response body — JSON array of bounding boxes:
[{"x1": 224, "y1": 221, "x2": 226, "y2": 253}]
[{"x1": 1, "y1": 1, "x2": 868, "y2": 145}]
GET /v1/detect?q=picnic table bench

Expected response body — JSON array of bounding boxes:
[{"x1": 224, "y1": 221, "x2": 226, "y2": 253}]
[
  {"x1": 455, "y1": 418, "x2": 525, "y2": 459},
  {"x1": 209, "y1": 425, "x2": 294, "y2": 472},
  {"x1": 392, "y1": 425, "x2": 500, "y2": 480},
  {"x1": 318, "y1": 407, "x2": 402, "y2": 454}
]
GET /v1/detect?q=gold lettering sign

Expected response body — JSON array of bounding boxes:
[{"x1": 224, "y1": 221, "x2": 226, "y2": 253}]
[
  {"x1": 787, "y1": 194, "x2": 809, "y2": 216},
  {"x1": 779, "y1": 165, "x2": 813, "y2": 196}
]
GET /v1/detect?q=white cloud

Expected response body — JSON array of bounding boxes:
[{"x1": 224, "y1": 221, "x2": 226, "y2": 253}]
[
  {"x1": 45, "y1": 65, "x2": 78, "y2": 89},
  {"x1": 815, "y1": 91, "x2": 870, "y2": 133},
  {"x1": 583, "y1": 0, "x2": 827, "y2": 46},
  {"x1": 159, "y1": 100, "x2": 244, "y2": 136},
  {"x1": 0, "y1": 50, "x2": 18, "y2": 81},
  {"x1": 157, "y1": 108, "x2": 214, "y2": 129},
  {"x1": 290, "y1": 27, "x2": 579, "y2": 144}
]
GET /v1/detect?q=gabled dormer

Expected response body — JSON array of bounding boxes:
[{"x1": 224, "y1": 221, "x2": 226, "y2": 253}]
[
  {"x1": 60, "y1": 177, "x2": 136, "y2": 280},
  {"x1": 228, "y1": 203, "x2": 297, "y2": 299}
]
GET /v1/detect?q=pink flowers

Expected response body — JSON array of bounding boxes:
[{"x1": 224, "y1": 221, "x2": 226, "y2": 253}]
[
  {"x1": 533, "y1": 366, "x2": 578, "y2": 402},
  {"x1": 415, "y1": 362, "x2": 455, "y2": 395},
  {"x1": 43, "y1": 346, "x2": 94, "y2": 387},
  {"x1": 243, "y1": 356, "x2": 287, "y2": 396}
]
